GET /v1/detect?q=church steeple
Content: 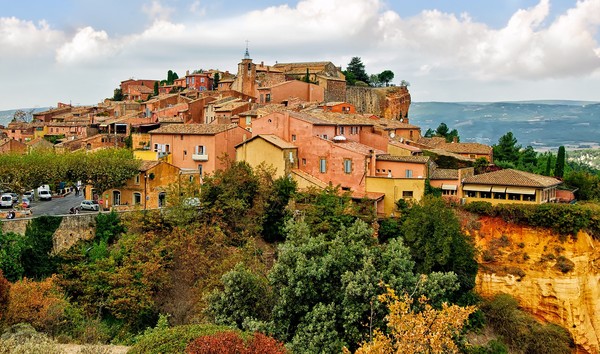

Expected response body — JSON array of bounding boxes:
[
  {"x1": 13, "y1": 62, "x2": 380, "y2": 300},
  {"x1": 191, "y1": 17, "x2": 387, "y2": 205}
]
[{"x1": 244, "y1": 40, "x2": 250, "y2": 59}]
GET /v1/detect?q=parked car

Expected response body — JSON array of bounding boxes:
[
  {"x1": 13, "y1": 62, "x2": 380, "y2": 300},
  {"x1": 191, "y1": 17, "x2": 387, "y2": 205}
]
[
  {"x1": 9, "y1": 193, "x2": 18, "y2": 202},
  {"x1": 80, "y1": 200, "x2": 99, "y2": 211},
  {"x1": 38, "y1": 190, "x2": 52, "y2": 201},
  {"x1": 21, "y1": 197, "x2": 31, "y2": 208},
  {"x1": 1, "y1": 194, "x2": 14, "y2": 207},
  {"x1": 23, "y1": 190, "x2": 34, "y2": 201}
]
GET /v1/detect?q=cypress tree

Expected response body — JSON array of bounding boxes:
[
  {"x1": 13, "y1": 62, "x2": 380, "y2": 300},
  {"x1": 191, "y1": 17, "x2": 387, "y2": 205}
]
[{"x1": 555, "y1": 146, "x2": 566, "y2": 178}]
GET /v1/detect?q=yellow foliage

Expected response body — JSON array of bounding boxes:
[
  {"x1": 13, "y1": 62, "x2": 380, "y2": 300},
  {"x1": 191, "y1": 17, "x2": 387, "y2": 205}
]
[{"x1": 352, "y1": 288, "x2": 476, "y2": 354}]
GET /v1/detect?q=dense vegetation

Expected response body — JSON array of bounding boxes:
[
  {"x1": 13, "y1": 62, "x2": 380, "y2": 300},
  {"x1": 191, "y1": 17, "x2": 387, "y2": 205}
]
[{"x1": 0, "y1": 161, "x2": 576, "y2": 352}]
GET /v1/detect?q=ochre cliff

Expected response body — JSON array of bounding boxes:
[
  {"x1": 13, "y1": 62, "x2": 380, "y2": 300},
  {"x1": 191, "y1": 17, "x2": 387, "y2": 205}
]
[
  {"x1": 467, "y1": 217, "x2": 600, "y2": 354},
  {"x1": 346, "y1": 86, "x2": 411, "y2": 120}
]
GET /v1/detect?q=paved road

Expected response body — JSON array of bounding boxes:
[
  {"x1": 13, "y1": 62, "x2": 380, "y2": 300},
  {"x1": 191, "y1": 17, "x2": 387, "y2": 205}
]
[{"x1": 29, "y1": 193, "x2": 92, "y2": 216}]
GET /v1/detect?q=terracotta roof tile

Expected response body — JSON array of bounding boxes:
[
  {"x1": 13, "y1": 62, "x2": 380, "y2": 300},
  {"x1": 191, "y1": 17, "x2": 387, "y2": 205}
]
[
  {"x1": 139, "y1": 160, "x2": 161, "y2": 172},
  {"x1": 149, "y1": 123, "x2": 238, "y2": 135},
  {"x1": 430, "y1": 168, "x2": 459, "y2": 180},
  {"x1": 462, "y1": 169, "x2": 561, "y2": 188},
  {"x1": 377, "y1": 155, "x2": 430, "y2": 163}
]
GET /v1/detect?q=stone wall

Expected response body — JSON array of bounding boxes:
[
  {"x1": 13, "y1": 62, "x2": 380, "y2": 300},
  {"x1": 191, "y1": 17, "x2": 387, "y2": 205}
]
[
  {"x1": 325, "y1": 80, "x2": 346, "y2": 102},
  {"x1": 1, "y1": 213, "x2": 98, "y2": 254},
  {"x1": 346, "y1": 86, "x2": 411, "y2": 119}
]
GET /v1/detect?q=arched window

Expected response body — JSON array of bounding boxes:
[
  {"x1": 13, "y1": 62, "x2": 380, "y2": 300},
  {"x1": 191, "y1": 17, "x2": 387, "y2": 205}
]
[{"x1": 112, "y1": 190, "x2": 121, "y2": 206}]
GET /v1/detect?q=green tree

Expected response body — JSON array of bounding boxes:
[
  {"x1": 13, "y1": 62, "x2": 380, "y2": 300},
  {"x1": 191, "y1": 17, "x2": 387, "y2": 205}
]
[
  {"x1": 21, "y1": 216, "x2": 62, "y2": 279},
  {"x1": 206, "y1": 263, "x2": 273, "y2": 329},
  {"x1": 564, "y1": 171, "x2": 600, "y2": 200},
  {"x1": 473, "y1": 157, "x2": 489, "y2": 174},
  {"x1": 519, "y1": 146, "x2": 538, "y2": 171},
  {"x1": 0, "y1": 229, "x2": 26, "y2": 281},
  {"x1": 369, "y1": 74, "x2": 382, "y2": 87},
  {"x1": 113, "y1": 88, "x2": 123, "y2": 101},
  {"x1": 345, "y1": 57, "x2": 369, "y2": 85},
  {"x1": 153, "y1": 81, "x2": 159, "y2": 96},
  {"x1": 80, "y1": 148, "x2": 141, "y2": 195},
  {"x1": 435, "y1": 123, "x2": 449, "y2": 137},
  {"x1": 493, "y1": 132, "x2": 521, "y2": 164},
  {"x1": 400, "y1": 196, "x2": 478, "y2": 296},
  {"x1": 446, "y1": 128, "x2": 460, "y2": 143},
  {"x1": 424, "y1": 128, "x2": 435, "y2": 138},
  {"x1": 262, "y1": 176, "x2": 297, "y2": 243},
  {"x1": 555, "y1": 146, "x2": 566, "y2": 178},
  {"x1": 268, "y1": 219, "x2": 459, "y2": 352},
  {"x1": 378, "y1": 70, "x2": 394, "y2": 87},
  {"x1": 303, "y1": 68, "x2": 310, "y2": 83},
  {"x1": 213, "y1": 72, "x2": 220, "y2": 90}
]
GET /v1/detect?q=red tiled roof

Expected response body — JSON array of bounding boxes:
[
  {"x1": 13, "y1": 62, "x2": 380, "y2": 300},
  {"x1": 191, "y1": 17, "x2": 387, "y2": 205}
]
[
  {"x1": 430, "y1": 168, "x2": 459, "y2": 180},
  {"x1": 462, "y1": 169, "x2": 561, "y2": 188},
  {"x1": 149, "y1": 123, "x2": 238, "y2": 135},
  {"x1": 376, "y1": 155, "x2": 430, "y2": 163}
]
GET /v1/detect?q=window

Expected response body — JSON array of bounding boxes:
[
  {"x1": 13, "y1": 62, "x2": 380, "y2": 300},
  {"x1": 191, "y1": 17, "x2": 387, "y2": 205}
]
[
  {"x1": 266, "y1": 94, "x2": 271, "y2": 102},
  {"x1": 494, "y1": 193, "x2": 506, "y2": 199},
  {"x1": 351, "y1": 126, "x2": 359, "y2": 135},
  {"x1": 402, "y1": 191, "x2": 414, "y2": 198},
  {"x1": 480, "y1": 192, "x2": 492, "y2": 199},
  {"x1": 302, "y1": 158, "x2": 306, "y2": 166},
  {"x1": 319, "y1": 158, "x2": 327, "y2": 173},
  {"x1": 184, "y1": 150, "x2": 187, "y2": 156},
  {"x1": 523, "y1": 194, "x2": 535, "y2": 202},
  {"x1": 508, "y1": 193, "x2": 521, "y2": 200},
  {"x1": 195, "y1": 145, "x2": 205, "y2": 155},
  {"x1": 442, "y1": 189, "x2": 457, "y2": 196},
  {"x1": 165, "y1": 144, "x2": 170, "y2": 153},
  {"x1": 112, "y1": 191, "x2": 121, "y2": 206},
  {"x1": 405, "y1": 169, "x2": 413, "y2": 178},
  {"x1": 135, "y1": 175, "x2": 140, "y2": 185},
  {"x1": 201, "y1": 77, "x2": 205, "y2": 83},
  {"x1": 133, "y1": 193, "x2": 141, "y2": 205},
  {"x1": 198, "y1": 164, "x2": 203, "y2": 177},
  {"x1": 292, "y1": 134, "x2": 297, "y2": 141},
  {"x1": 322, "y1": 134, "x2": 328, "y2": 140},
  {"x1": 344, "y1": 159, "x2": 352, "y2": 173},
  {"x1": 153, "y1": 143, "x2": 159, "y2": 152},
  {"x1": 246, "y1": 116, "x2": 252, "y2": 125},
  {"x1": 158, "y1": 192, "x2": 166, "y2": 208},
  {"x1": 466, "y1": 191, "x2": 477, "y2": 198},
  {"x1": 339, "y1": 126, "x2": 345, "y2": 135}
]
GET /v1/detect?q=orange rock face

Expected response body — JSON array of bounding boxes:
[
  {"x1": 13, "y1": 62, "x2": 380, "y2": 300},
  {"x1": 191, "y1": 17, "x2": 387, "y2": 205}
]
[{"x1": 468, "y1": 217, "x2": 600, "y2": 354}]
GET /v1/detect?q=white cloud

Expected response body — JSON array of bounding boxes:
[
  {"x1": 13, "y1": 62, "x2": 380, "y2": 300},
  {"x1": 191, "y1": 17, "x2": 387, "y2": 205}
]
[
  {"x1": 142, "y1": 0, "x2": 175, "y2": 21},
  {"x1": 2, "y1": 0, "x2": 600, "y2": 110},
  {"x1": 0, "y1": 17, "x2": 64, "y2": 57},
  {"x1": 55, "y1": 27, "x2": 122, "y2": 64}
]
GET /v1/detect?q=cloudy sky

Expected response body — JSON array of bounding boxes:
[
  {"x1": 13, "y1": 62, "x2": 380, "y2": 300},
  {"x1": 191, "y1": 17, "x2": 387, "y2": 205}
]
[{"x1": 1, "y1": 0, "x2": 599, "y2": 110}]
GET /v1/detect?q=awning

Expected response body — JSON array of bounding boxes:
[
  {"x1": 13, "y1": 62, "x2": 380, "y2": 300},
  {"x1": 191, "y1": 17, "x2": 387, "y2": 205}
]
[
  {"x1": 463, "y1": 185, "x2": 492, "y2": 192},
  {"x1": 441, "y1": 184, "x2": 458, "y2": 191},
  {"x1": 506, "y1": 187, "x2": 536, "y2": 195},
  {"x1": 492, "y1": 186, "x2": 507, "y2": 193}
]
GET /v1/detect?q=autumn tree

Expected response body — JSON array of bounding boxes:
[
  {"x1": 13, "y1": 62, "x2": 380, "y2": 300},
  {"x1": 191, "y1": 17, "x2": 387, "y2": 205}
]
[
  {"x1": 3, "y1": 275, "x2": 70, "y2": 334},
  {"x1": 351, "y1": 288, "x2": 475, "y2": 354},
  {"x1": 186, "y1": 331, "x2": 287, "y2": 354},
  {"x1": 0, "y1": 270, "x2": 10, "y2": 321}
]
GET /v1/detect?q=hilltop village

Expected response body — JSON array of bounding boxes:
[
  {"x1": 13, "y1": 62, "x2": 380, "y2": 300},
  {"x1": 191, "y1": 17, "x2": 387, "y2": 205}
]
[{"x1": 0, "y1": 50, "x2": 565, "y2": 215}]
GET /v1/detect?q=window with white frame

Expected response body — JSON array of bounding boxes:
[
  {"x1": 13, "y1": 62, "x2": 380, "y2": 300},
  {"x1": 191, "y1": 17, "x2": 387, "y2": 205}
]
[
  {"x1": 339, "y1": 126, "x2": 345, "y2": 135},
  {"x1": 343, "y1": 159, "x2": 352, "y2": 173},
  {"x1": 319, "y1": 158, "x2": 327, "y2": 173},
  {"x1": 405, "y1": 169, "x2": 413, "y2": 178},
  {"x1": 195, "y1": 145, "x2": 205, "y2": 155}
]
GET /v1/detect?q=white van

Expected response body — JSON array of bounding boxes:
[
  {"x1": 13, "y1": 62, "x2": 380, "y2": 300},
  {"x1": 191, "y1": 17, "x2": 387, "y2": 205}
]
[{"x1": 1, "y1": 194, "x2": 14, "y2": 207}]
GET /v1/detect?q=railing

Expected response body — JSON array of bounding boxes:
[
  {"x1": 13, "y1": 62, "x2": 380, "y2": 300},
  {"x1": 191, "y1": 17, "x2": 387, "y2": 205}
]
[{"x1": 192, "y1": 154, "x2": 209, "y2": 161}]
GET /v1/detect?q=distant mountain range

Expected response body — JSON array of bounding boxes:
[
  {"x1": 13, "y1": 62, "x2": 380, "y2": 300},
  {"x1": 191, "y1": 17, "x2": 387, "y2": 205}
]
[
  {"x1": 2, "y1": 101, "x2": 599, "y2": 151},
  {"x1": 409, "y1": 101, "x2": 600, "y2": 151}
]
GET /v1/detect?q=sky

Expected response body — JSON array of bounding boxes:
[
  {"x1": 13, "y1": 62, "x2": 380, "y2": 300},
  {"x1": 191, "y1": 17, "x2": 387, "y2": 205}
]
[{"x1": 1, "y1": 0, "x2": 599, "y2": 110}]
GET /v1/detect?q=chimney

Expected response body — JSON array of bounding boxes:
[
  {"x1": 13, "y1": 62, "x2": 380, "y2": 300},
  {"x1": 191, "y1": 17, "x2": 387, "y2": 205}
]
[
  {"x1": 452, "y1": 137, "x2": 458, "y2": 143},
  {"x1": 186, "y1": 70, "x2": 189, "y2": 76}
]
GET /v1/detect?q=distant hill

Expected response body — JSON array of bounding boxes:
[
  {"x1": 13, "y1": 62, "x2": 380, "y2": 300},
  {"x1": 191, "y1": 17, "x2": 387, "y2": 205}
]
[{"x1": 410, "y1": 101, "x2": 600, "y2": 151}]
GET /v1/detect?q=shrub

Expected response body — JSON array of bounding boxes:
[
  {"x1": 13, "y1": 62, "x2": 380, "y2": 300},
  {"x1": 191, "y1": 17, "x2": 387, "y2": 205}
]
[
  {"x1": 128, "y1": 324, "x2": 236, "y2": 354},
  {"x1": 481, "y1": 250, "x2": 495, "y2": 262},
  {"x1": 554, "y1": 256, "x2": 575, "y2": 273},
  {"x1": 482, "y1": 293, "x2": 573, "y2": 353},
  {"x1": 464, "y1": 201, "x2": 493, "y2": 215},
  {"x1": 0, "y1": 323, "x2": 65, "y2": 354},
  {"x1": 186, "y1": 331, "x2": 287, "y2": 354},
  {"x1": 0, "y1": 270, "x2": 9, "y2": 320}
]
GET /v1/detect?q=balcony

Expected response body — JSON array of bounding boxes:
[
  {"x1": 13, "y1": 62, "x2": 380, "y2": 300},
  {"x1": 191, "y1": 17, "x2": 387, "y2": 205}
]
[{"x1": 192, "y1": 153, "x2": 209, "y2": 161}]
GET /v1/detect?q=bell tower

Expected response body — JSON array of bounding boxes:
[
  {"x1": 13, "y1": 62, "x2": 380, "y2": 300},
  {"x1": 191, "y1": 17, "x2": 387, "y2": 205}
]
[{"x1": 235, "y1": 41, "x2": 257, "y2": 98}]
